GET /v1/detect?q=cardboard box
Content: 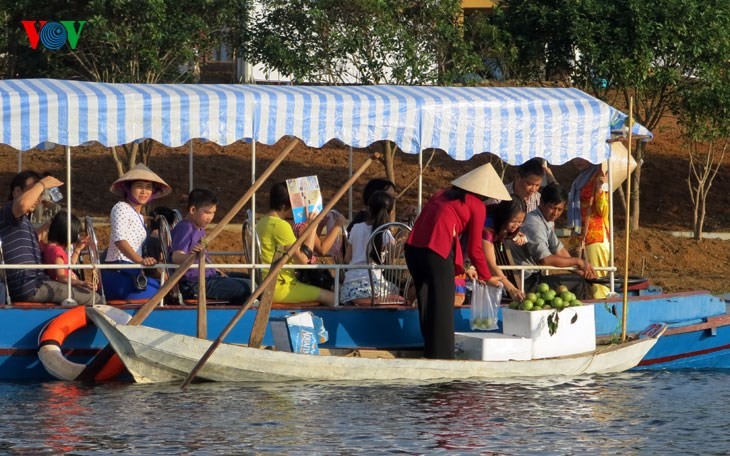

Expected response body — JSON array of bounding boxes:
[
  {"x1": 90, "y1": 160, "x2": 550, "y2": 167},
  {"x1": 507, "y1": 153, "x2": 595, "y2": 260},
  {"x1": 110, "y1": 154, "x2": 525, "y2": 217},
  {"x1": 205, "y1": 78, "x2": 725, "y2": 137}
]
[
  {"x1": 501, "y1": 305, "x2": 596, "y2": 359},
  {"x1": 270, "y1": 312, "x2": 328, "y2": 355},
  {"x1": 455, "y1": 332, "x2": 532, "y2": 361}
]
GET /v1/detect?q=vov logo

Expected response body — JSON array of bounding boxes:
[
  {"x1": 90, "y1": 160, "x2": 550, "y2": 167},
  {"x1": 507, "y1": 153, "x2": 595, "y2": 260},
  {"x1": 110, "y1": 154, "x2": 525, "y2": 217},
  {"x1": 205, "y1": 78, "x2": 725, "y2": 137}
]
[{"x1": 21, "y1": 21, "x2": 86, "y2": 50}]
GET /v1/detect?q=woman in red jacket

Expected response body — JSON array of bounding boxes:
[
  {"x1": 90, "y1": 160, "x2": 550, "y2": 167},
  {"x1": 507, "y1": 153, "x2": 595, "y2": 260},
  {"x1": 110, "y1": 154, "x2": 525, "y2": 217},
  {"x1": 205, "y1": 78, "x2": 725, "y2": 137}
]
[{"x1": 405, "y1": 163, "x2": 511, "y2": 359}]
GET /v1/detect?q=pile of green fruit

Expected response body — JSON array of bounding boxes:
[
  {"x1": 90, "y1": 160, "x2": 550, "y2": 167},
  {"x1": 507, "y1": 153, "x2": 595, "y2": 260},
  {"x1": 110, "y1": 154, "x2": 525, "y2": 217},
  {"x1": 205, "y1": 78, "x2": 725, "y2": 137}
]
[{"x1": 508, "y1": 283, "x2": 583, "y2": 311}]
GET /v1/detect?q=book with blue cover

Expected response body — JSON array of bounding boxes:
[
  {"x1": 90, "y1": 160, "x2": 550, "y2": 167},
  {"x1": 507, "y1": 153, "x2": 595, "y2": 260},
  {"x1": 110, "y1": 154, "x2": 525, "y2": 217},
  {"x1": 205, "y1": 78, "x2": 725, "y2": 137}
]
[{"x1": 286, "y1": 175, "x2": 323, "y2": 224}]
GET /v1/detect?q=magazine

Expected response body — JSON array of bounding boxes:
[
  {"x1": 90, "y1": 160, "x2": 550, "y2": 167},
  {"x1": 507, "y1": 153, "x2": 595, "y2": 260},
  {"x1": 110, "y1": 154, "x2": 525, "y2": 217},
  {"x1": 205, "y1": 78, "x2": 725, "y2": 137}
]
[{"x1": 286, "y1": 175, "x2": 323, "y2": 224}]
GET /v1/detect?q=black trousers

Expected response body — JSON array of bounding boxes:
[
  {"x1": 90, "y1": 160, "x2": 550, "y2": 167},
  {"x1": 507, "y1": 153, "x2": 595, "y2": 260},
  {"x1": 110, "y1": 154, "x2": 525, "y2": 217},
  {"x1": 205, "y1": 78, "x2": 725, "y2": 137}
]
[{"x1": 404, "y1": 244, "x2": 456, "y2": 359}]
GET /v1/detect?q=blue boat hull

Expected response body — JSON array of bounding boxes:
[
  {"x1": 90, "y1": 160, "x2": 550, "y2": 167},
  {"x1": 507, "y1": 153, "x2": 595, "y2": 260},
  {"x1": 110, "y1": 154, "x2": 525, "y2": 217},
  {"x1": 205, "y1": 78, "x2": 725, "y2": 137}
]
[{"x1": 2, "y1": 291, "x2": 728, "y2": 381}]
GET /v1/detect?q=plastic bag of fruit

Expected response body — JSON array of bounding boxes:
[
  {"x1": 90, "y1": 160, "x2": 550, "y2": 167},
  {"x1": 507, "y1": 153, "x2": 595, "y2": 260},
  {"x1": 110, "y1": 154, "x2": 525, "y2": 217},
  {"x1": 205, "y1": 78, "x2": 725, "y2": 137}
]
[{"x1": 469, "y1": 280, "x2": 502, "y2": 330}]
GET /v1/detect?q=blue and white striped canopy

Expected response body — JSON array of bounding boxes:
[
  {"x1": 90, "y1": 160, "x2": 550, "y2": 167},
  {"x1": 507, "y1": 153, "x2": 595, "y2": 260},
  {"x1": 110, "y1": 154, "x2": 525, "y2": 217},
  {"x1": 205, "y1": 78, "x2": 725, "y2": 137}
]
[{"x1": 0, "y1": 79, "x2": 650, "y2": 165}]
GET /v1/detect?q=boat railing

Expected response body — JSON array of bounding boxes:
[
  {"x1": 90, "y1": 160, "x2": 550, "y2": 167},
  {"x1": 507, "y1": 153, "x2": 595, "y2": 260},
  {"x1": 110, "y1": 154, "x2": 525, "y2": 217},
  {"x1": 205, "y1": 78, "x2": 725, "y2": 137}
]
[{"x1": 0, "y1": 260, "x2": 617, "y2": 307}]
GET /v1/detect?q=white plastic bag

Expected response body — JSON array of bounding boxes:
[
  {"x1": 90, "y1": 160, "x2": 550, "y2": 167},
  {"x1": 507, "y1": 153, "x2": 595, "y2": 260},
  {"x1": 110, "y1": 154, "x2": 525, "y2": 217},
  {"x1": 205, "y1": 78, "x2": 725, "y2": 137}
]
[{"x1": 469, "y1": 280, "x2": 502, "y2": 331}]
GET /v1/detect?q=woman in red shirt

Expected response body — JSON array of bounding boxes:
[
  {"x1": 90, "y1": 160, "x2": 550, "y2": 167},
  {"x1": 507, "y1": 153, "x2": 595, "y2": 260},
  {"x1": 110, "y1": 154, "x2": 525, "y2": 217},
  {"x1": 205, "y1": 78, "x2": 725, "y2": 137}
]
[{"x1": 405, "y1": 163, "x2": 511, "y2": 359}]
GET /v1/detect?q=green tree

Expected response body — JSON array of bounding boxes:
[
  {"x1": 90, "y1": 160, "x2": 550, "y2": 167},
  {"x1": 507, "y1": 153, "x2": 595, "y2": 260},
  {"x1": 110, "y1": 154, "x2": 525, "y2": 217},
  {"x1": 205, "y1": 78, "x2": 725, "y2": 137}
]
[
  {"x1": 242, "y1": 0, "x2": 477, "y2": 85},
  {"x1": 240, "y1": 0, "x2": 479, "y2": 189},
  {"x1": 674, "y1": 70, "x2": 730, "y2": 239},
  {"x1": 571, "y1": 0, "x2": 730, "y2": 230},
  {"x1": 1, "y1": 0, "x2": 242, "y2": 175},
  {"x1": 495, "y1": 0, "x2": 580, "y2": 82}
]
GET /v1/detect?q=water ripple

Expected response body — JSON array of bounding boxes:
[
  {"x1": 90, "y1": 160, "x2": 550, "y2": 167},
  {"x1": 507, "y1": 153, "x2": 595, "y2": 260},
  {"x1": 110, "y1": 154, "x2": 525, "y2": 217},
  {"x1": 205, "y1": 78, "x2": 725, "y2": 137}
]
[{"x1": 0, "y1": 371, "x2": 728, "y2": 454}]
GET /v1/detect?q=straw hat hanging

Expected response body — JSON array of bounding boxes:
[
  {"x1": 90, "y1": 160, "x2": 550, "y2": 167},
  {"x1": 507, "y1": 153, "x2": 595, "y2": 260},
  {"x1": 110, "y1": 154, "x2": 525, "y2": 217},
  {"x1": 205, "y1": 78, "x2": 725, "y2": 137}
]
[
  {"x1": 602, "y1": 142, "x2": 637, "y2": 191},
  {"x1": 110, "y1": 163, "x2": 172, "y2": 199},
  {"x1": 451, "y1": 163, "x2": 512, "y2": 201}
]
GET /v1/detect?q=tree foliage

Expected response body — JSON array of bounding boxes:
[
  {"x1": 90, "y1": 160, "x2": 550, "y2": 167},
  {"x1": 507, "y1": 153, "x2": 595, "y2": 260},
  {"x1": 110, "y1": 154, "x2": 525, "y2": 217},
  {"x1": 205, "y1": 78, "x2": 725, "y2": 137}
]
[
  {"x1": 674, "y1": 68, "x2": 730, "y2": 239},
  {"x1": 1, "y1": 0, "x2": 241, "y2": 83},
  {"x1": 241, "y1": 0, "x2": 478, "y2": 85}
]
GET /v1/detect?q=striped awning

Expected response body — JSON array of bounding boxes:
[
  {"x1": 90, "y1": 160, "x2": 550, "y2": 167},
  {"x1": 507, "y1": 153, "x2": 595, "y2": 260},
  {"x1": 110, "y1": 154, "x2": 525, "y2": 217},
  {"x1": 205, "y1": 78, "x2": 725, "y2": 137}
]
[{"x1": 0, "y1": 79, "x2": 650, "y2": 165}]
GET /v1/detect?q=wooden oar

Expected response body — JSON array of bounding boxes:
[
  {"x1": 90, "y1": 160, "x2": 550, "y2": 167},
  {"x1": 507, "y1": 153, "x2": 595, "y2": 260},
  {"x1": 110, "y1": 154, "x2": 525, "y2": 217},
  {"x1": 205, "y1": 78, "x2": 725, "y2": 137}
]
[
  {"x1": 248, "y1": 251, "x2": 280, "y2": 348},
  {"x1": 180, "y1": 153, "x2": 379, "y2": 389},
  {"x1": 77, "y1": 137, "x2": 300, "y2": 382}
]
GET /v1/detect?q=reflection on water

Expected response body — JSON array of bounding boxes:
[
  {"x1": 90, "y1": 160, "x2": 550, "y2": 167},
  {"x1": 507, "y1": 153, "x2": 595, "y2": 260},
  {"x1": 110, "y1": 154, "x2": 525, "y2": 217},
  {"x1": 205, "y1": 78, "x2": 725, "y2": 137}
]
[{"x1": 0, "y1": 370, "x2": 728, "y2": 454}]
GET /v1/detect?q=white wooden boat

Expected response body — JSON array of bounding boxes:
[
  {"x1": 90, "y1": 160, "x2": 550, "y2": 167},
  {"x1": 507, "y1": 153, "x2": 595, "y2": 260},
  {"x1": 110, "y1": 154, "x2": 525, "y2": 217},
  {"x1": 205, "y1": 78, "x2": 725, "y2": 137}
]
[{"x1": 87, "y1": 306, "x2": 665, "y2": 384}]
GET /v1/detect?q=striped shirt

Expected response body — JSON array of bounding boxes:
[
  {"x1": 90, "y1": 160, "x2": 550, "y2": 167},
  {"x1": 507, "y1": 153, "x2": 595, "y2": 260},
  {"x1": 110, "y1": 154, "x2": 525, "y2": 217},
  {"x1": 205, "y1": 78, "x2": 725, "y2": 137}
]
[{"x1": 0, "y1": 202, "x2": 47, "y2": 300}]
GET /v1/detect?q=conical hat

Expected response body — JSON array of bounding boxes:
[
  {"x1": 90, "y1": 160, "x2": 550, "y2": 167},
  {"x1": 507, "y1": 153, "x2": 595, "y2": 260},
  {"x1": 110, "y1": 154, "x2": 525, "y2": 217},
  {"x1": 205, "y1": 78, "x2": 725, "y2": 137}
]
[
  {"x1": 602, "y1": 142, "x2": 637, "y2": 191},
  {"x1": 110, "y1": 163, "x2": 172, "y2": 199},
  {"x1": 451, "y1": 163, "x2": 511, "y2": 201}
]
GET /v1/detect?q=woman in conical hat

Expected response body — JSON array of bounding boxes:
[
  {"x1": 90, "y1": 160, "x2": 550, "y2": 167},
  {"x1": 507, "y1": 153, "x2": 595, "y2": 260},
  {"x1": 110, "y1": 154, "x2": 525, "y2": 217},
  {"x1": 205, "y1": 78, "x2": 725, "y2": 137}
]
[
  {"x1": 102, "y1": 164, "x2": 172, "y2": 301},
  {"x1": 405, "y1": 163, "x2": 509, "y2": 359}
]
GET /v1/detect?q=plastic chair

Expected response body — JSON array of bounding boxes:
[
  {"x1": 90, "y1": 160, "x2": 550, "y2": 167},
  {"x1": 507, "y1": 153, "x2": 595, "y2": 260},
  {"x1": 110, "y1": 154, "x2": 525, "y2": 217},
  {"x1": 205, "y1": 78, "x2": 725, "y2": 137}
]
[
  {"x1": 352, "y1": 222, "x2": 412, "y2": 306},
  {"x1": 157, "y1": 216, "x2": 184, "y2": 304},
  {"x1": 84, "y1": 217, "x2": 108, "y2": 304}
]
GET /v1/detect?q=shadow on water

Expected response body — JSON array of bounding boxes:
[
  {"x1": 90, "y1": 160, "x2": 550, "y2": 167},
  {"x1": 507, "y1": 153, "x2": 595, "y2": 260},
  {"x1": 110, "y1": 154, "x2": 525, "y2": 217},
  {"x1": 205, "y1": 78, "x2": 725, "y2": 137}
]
[{"x1": 0, "y1": 370, "x2": 729, "y2": 454}]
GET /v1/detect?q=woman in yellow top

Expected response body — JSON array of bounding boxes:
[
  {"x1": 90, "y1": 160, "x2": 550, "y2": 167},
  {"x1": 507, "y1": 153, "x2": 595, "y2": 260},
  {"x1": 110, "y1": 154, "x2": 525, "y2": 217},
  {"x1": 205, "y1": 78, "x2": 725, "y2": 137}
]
[
  {"x1": 568, "y1": 158, "x2": 610, "y2": 298},
  {"x1": 255, "y1": 182, "x2": 337, "y2": 306}
]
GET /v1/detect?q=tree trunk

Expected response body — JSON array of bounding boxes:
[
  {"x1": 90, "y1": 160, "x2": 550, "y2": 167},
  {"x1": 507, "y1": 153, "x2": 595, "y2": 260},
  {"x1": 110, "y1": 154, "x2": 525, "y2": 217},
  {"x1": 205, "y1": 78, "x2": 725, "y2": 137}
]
[
  {"x1": 629, "y1": 141, "x2": 646, "y2": 231},
  {"x1": 630, "y1": 162, "x2": 641, "y2": 231},
  {"x1": 384, "y1": 141, "x2": 396, "y2": 186}
]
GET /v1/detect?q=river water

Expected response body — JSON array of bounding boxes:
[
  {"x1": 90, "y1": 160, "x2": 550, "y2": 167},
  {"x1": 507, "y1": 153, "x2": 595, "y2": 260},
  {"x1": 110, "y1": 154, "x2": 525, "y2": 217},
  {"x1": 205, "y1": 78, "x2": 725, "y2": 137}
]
[{"x1": 0, "y1": 370, "x2": 728, "y2": 455}]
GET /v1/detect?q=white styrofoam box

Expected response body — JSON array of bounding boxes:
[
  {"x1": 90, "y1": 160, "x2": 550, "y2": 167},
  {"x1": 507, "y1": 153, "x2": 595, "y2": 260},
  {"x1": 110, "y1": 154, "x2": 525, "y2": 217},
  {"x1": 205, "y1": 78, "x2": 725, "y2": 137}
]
[
  {"x1": 501, "y1": 305, "x2": 596, "y2": 359},
  {"x1": 455, "y1": 332, "x2": 532, "y2": 361}
]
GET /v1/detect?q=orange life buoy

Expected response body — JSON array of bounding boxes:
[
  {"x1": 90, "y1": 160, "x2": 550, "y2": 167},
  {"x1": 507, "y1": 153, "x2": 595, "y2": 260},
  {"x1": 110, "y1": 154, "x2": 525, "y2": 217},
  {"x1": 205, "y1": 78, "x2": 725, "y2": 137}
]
[{"x1": 38, "y1": 305, "x2": 131, "y2": 381}]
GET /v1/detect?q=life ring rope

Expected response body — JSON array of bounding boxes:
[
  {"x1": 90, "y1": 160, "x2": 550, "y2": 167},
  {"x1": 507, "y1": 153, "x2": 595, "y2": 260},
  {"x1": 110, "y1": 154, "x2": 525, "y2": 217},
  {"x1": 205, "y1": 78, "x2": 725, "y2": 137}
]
[{"x1": 38, "y1": 305, "x2": 131, "y2": 382}]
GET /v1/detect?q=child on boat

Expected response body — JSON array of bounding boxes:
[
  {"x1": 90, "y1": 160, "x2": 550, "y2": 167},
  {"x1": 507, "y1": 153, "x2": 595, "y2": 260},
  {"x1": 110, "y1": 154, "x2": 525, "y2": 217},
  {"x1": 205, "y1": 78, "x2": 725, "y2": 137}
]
[
  {"x1": 255, "y1": 181, "x2": 337, "y2": 307},
  {"x1": 171, "y1": 188, "x2": 251, "y2": 304},
  {"x1": 40, "y1": 211, "x2": 95, "y2": 291},
  {"x1": 340, "y1": 190, "x2": 399, "y2": 304}
]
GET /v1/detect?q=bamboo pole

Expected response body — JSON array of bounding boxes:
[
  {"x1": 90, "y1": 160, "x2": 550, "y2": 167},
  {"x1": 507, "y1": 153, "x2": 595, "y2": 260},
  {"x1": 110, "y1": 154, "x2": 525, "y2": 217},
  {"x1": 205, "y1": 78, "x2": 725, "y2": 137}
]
[
  {"x1": 180, "y1": 153, "x2": 380, "y2": 389},
  {"x1": 621, "y1": 99, "x2": 634, "y2": 342},
  {"x1": 197, "y1": 252, "x2": 207, "y2": 339},
  {"x1": 77, "y1": 137, "x2": 300, "y2": 381}
]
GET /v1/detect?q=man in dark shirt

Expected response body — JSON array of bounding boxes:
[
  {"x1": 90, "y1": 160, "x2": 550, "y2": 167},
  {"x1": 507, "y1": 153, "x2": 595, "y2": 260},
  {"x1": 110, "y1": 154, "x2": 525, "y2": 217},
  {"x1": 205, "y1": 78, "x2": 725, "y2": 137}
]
[{"x1": 0, "y1": 171, "x2": 99, "y2": 305}]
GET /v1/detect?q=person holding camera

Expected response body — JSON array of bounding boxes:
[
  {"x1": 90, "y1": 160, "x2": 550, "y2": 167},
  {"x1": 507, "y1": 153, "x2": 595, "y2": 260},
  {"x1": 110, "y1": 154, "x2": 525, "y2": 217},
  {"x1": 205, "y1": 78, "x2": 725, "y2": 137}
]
[
  {"x1": 0, "y1": 171, "x2": 100, "y2": 305},
  {"x1": 101, "y1": 164, "x2": 171, "y2": 301}
]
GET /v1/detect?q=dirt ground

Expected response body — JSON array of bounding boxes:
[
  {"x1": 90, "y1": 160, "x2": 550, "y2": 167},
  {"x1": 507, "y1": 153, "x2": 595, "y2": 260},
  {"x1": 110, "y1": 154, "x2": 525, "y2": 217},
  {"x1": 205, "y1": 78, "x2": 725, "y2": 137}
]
[{"x1": 0, "y1": 115, "x2": 728, "y2": 295}]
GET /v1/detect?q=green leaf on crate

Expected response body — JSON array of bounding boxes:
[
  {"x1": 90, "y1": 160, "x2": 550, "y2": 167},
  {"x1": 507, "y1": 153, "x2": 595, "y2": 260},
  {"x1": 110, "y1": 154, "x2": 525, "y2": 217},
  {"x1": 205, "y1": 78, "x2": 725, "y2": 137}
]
[{"x1": 547, "y1": 310, "x2": 559, "y2": 336}]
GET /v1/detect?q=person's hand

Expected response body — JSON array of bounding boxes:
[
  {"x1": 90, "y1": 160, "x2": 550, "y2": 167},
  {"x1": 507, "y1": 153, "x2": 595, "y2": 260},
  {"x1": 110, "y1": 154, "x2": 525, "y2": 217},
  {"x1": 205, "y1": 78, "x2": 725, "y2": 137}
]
[
  {"x1": 139, "y1": 256, "x2": 157, "y2": 266},
  {"x1": 399, "y1": 205, "x2": 417, "y2": 223},
  {"x1": 190, "y1": 242, "x2": 205, "y2": 254},
  {"x1": 40, "y1": 175, "x2": 64, "y2": 189},
  {"x1": 506, "y1": 283, "x2": 525, "y2": 301},
  {"x1": 578, "y1": 259, "x2": 597, "y2": 280},
  {"x1": 486, "y1": 276, "x2": 503, "y2": 288},
  {"x1": 75, "y1": 233, "x2": 89, "y2": 252},
  {"x1": 512, "y1": 232, "x2": 528, "y2": 246},
  {"x1": 465, "y1": 266, "x2": 478, "y2": 281},
  {"x1": 305, "y1": 208, "x2": 319, "y2": 224},
  {"x1": 332, "y1": 211, "x2": 347, "y2": 227}
]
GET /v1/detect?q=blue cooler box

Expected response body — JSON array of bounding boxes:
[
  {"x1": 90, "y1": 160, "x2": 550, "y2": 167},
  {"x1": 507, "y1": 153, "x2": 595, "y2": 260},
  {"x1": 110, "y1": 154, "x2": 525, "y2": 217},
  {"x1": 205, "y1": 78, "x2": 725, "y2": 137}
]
[{"x1": 270, "y1": 312, "x2": 329, "y2": 354}]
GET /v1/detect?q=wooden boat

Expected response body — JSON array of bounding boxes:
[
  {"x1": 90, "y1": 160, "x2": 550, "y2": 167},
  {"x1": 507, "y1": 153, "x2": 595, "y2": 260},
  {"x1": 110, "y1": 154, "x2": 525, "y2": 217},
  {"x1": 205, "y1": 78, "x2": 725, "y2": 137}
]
[{"x1": 87, "y1": 305, "x2": 665, "y2": 384}]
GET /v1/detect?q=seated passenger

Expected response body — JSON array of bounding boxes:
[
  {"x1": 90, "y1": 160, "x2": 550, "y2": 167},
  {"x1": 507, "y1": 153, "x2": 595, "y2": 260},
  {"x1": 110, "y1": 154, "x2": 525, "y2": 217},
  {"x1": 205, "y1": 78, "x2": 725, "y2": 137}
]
[
  {"x1": 347, "y1": 178, "x2": 396, "y2": 233},
  {"x1": 507, "y1": 183, "x2": 596, "y2": 300},
  {"x1": 0, "y1": 171, "x2": 100, "y2": 305},
  {"x1": 255, "y1": 182, "x2": 337, "y2": 307},
  {"x1": 340, "y1": 190, "x2": 399, "y2": 303},
  {"x1": 482, "y1": 198, "x2": 528, "y2": 302},
  {"x1": 102, "y1": 164, "x2": 171, "y2": 301},
  {"x1": 40, "y1": 211, "x2": 95, "y2": 292},
  {"x1": 171, "y1": 188, "x2": 251, "y2": 304},
  {"x1": 487, "y1": 157, "x2": 555, "y2": 212}
]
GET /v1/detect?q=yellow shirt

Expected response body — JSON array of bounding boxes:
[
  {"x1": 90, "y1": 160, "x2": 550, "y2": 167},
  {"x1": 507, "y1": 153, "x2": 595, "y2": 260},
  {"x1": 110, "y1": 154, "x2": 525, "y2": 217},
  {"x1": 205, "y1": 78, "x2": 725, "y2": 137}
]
[{"x1": 255, "y1": 214, "x2": 297, "y2": 285}]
